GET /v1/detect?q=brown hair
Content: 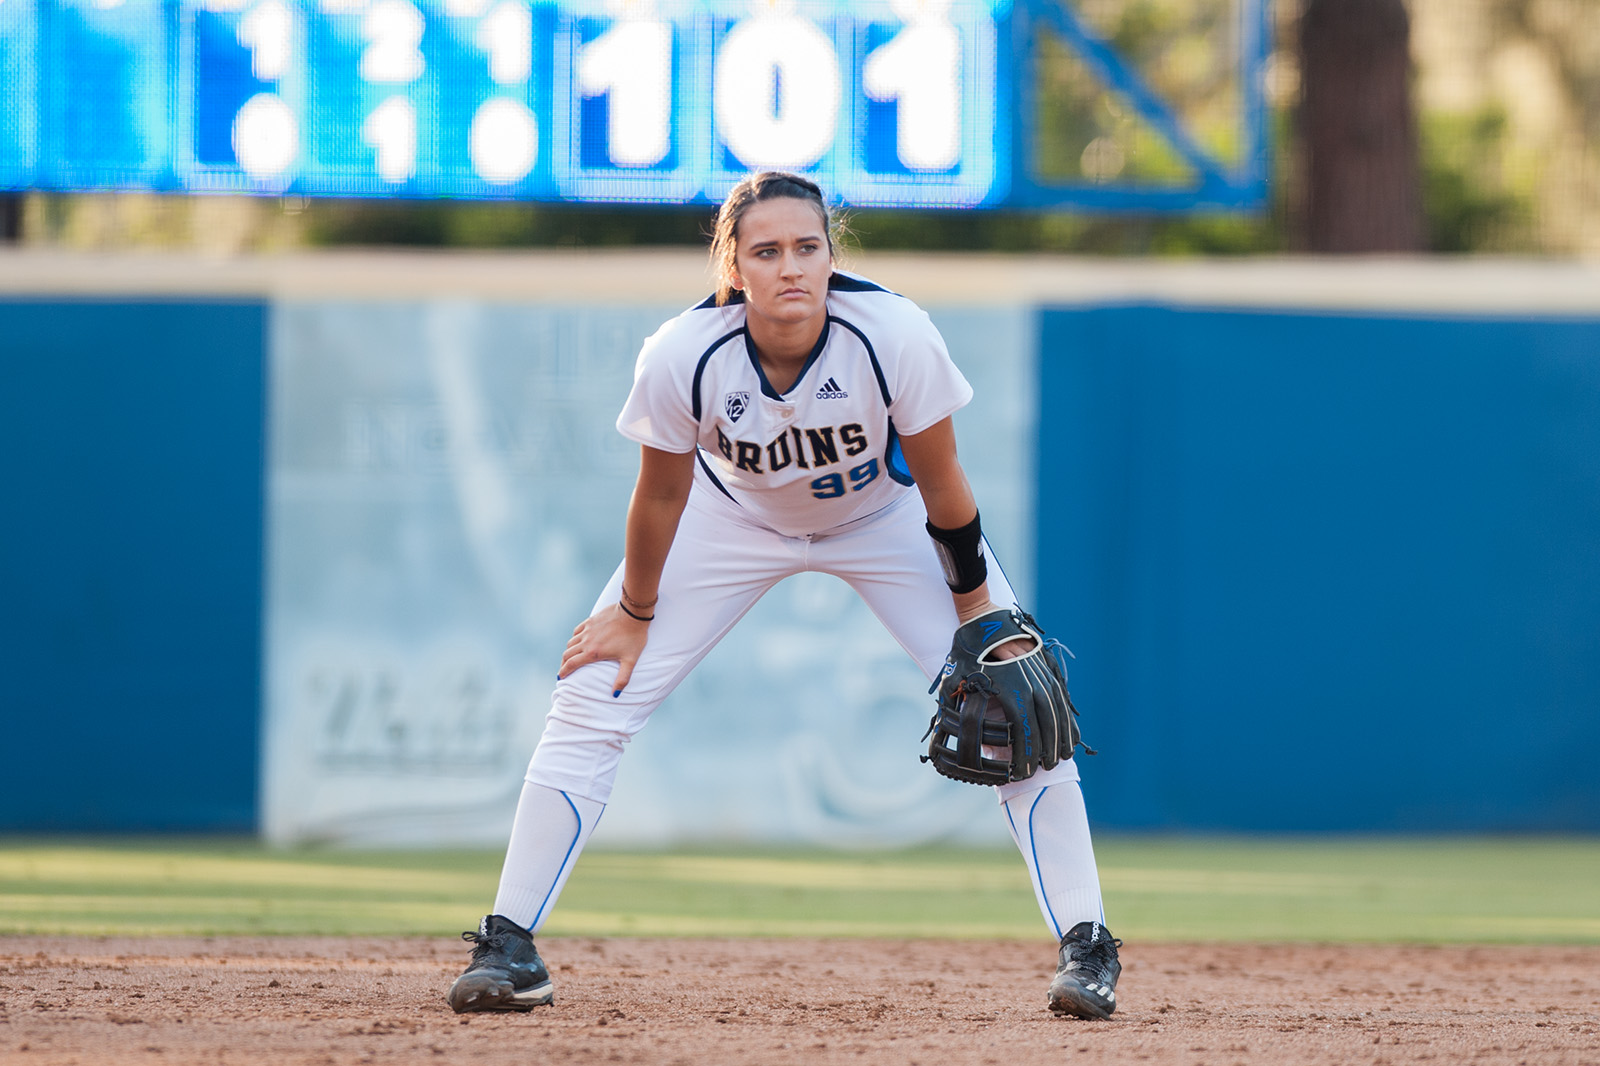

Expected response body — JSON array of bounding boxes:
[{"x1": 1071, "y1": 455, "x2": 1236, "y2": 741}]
[{"x1": 710, "y1": 172, "x2": 839, "y2": 306}]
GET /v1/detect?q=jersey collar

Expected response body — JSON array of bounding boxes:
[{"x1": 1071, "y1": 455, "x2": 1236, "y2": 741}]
[{"x1": 744, "y1": 316, "x2": 832, "y2": 402}]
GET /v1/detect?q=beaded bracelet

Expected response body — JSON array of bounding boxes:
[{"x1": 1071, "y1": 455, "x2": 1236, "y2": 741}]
[{"x1": 619, "y1": 585, "x2": 658, "y2": 615}]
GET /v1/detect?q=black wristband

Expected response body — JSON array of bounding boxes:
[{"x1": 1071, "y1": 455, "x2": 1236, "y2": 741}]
[
  {"x1": 926, "y1": 511, "x2": 988, "y2": 594},
  {"x1": 617, "y1": 601, "x2": 655, "y2": 622}
]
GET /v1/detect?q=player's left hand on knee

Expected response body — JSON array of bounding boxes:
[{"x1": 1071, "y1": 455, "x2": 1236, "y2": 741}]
[{"x1": 557, "y1": 604, "x2": 650, "y2": 695}]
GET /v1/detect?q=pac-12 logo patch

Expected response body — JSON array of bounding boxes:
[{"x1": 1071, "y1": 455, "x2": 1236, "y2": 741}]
[{"x1": 725, "y1": 391, "x2": 750, "y2": 422}]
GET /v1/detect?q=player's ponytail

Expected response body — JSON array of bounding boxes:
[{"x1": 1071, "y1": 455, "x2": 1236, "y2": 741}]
[{"x1": 710, "y1": 172, "x2": 842, "y2": 307}]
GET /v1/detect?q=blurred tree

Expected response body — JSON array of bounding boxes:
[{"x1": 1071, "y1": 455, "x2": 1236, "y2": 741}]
[
  {"x1": 0, "y1": 194, "x2": 20, "y2": 241},
  {"x1": 1420, "y1": 106, "x2": 1531, "y2": 252},
  {"x1": 1298, "y1": 0, "x2": 1426, "y2": 251}
]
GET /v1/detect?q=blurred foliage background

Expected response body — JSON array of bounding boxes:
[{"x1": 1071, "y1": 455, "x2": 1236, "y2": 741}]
[{"x1": 4, "y1": 0, "x2": 1596, "y2": 256}]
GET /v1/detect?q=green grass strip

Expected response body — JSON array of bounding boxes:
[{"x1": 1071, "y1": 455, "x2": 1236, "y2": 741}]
[{"x1": 0, "y1": 836, "x2": 1597, "y2": 943}]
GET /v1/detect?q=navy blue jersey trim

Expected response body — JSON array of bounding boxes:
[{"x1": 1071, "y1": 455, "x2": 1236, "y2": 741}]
[
  {"x1": 828, "y1": 273, "x2": 895, "y2": 295},
  {"x1": 746, "y1": 318, "x2": 831, "y2": 401},
  {"x1": 695, "y1": 290, "x2": 746, "y2": 310},
  {"x1": 691, "y1": 327, "x2": 749, "y2": 422},
  {"x1": 829, "y1": 315, "x2": 892, "y2": 407},
  {"x1": 696, "y1": 449, "x2": 738, "y2": 501}
]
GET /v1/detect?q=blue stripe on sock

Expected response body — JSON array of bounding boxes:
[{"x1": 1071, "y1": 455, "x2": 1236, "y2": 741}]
[
  {"x1": 1027, "y1": 787, "x2": 1063, "y2": 939},
  {"x1": 530, "y1": 790, "x2": 585, "y2": 932}
]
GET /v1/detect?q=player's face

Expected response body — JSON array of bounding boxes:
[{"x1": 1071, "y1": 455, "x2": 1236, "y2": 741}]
[{"x1": 730, "y1": 197, "x2": 833, "y2": 333}]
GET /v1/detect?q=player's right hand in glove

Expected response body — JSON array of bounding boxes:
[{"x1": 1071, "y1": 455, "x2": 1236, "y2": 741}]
[
  {"x1": 922, "y1": 607, "x2": 1089, "y2": 786},
  {"x1": 957, "y1": 600, "x2": 1033, "y2": 662}
]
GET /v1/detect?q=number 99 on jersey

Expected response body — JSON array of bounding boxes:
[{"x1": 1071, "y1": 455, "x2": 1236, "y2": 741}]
[{"x1": 0, "y1": 0, "x2": 1005, "y2": 206}]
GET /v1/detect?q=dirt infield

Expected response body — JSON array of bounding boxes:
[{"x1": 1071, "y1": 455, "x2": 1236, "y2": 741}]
[{"x1": 3, "y1": 936, "x2": 1598, "y2": 1066}]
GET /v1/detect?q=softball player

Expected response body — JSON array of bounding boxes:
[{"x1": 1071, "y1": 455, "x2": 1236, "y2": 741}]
[{"x1": 447, "y1": 172, "x2": 1122, "y2": 1020}]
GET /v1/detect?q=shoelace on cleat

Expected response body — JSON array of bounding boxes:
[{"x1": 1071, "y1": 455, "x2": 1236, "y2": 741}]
[
  {"x1": 1064, "y1": 932, "x2": 1122, "y2": 985},
  {"x1": 460, "y1": 929, "x2": 517, "y2": 961}
]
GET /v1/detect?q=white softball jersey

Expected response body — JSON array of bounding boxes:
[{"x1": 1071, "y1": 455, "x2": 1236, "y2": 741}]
[{"x1": 616, "y1": 271, "x2": 974, "y2": 538}]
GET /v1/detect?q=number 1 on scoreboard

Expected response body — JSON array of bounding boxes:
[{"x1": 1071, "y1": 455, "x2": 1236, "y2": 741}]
[
  {"x1": 469, "y1": 0, "x2": 539, "y2": 184},
  {"x1": 576, "y1": 14, "x2": 672, "y2": 169},
  {"x1": 359, "y1": 0, "x2": 423, "y2": 184},
  {"x1": 863, "y1": 0, "x2": 962, "y2": 172},
  {"x1": 232, "y1": 0, "x2": 299, "y2": 181}
]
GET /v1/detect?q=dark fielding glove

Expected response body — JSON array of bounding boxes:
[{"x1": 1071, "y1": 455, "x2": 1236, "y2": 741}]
[{"x1": 922, "y1": 608, "x2": 1091, "y2": 786}]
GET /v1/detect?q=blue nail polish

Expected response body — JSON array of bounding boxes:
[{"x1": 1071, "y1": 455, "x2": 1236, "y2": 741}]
[{"x1": 612, "y1": 690, "x2": 621, "y2": 698}]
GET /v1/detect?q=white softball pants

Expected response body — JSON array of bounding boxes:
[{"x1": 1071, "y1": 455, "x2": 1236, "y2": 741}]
[{"x1": 493, "y1": 477, "x2": 1105, "y2": 939}]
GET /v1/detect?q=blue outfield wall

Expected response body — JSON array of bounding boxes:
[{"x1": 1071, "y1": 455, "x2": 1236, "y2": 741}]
[
  {"x1": 1037, "y1": 305, "x2": 1600, "y2": 832},
  {"x1": 4, "y1": 289, "x2": 1599, "y2": 835},
  {"x1": 0, "y1": 300, "x2": 266, "y2": 832}
]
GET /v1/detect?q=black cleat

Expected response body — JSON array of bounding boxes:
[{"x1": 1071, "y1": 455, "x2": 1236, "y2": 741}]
[
  {"x1": 1048, "y1": 921, "x2": 1122, "y2": 1019},
  {"x1": 446, "y1": 914, "x2": 554, "y2": 1012}
]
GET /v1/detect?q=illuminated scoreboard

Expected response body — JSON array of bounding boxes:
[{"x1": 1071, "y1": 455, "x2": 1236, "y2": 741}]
[
  {"x1": 0, "y1": 0, "x2": 1006, "y2": 206},
  {"x1": 0, "y1": 0, "x2": 1273, "y2": 210}
]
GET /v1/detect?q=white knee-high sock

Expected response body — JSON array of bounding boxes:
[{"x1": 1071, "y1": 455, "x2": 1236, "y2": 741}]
[
  {"x1": 998, "y1": 764, "x2": 1105, "y2": 939},
  {"x1": 492, "y1": 780, "x2": 605, "y2": 934}
]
